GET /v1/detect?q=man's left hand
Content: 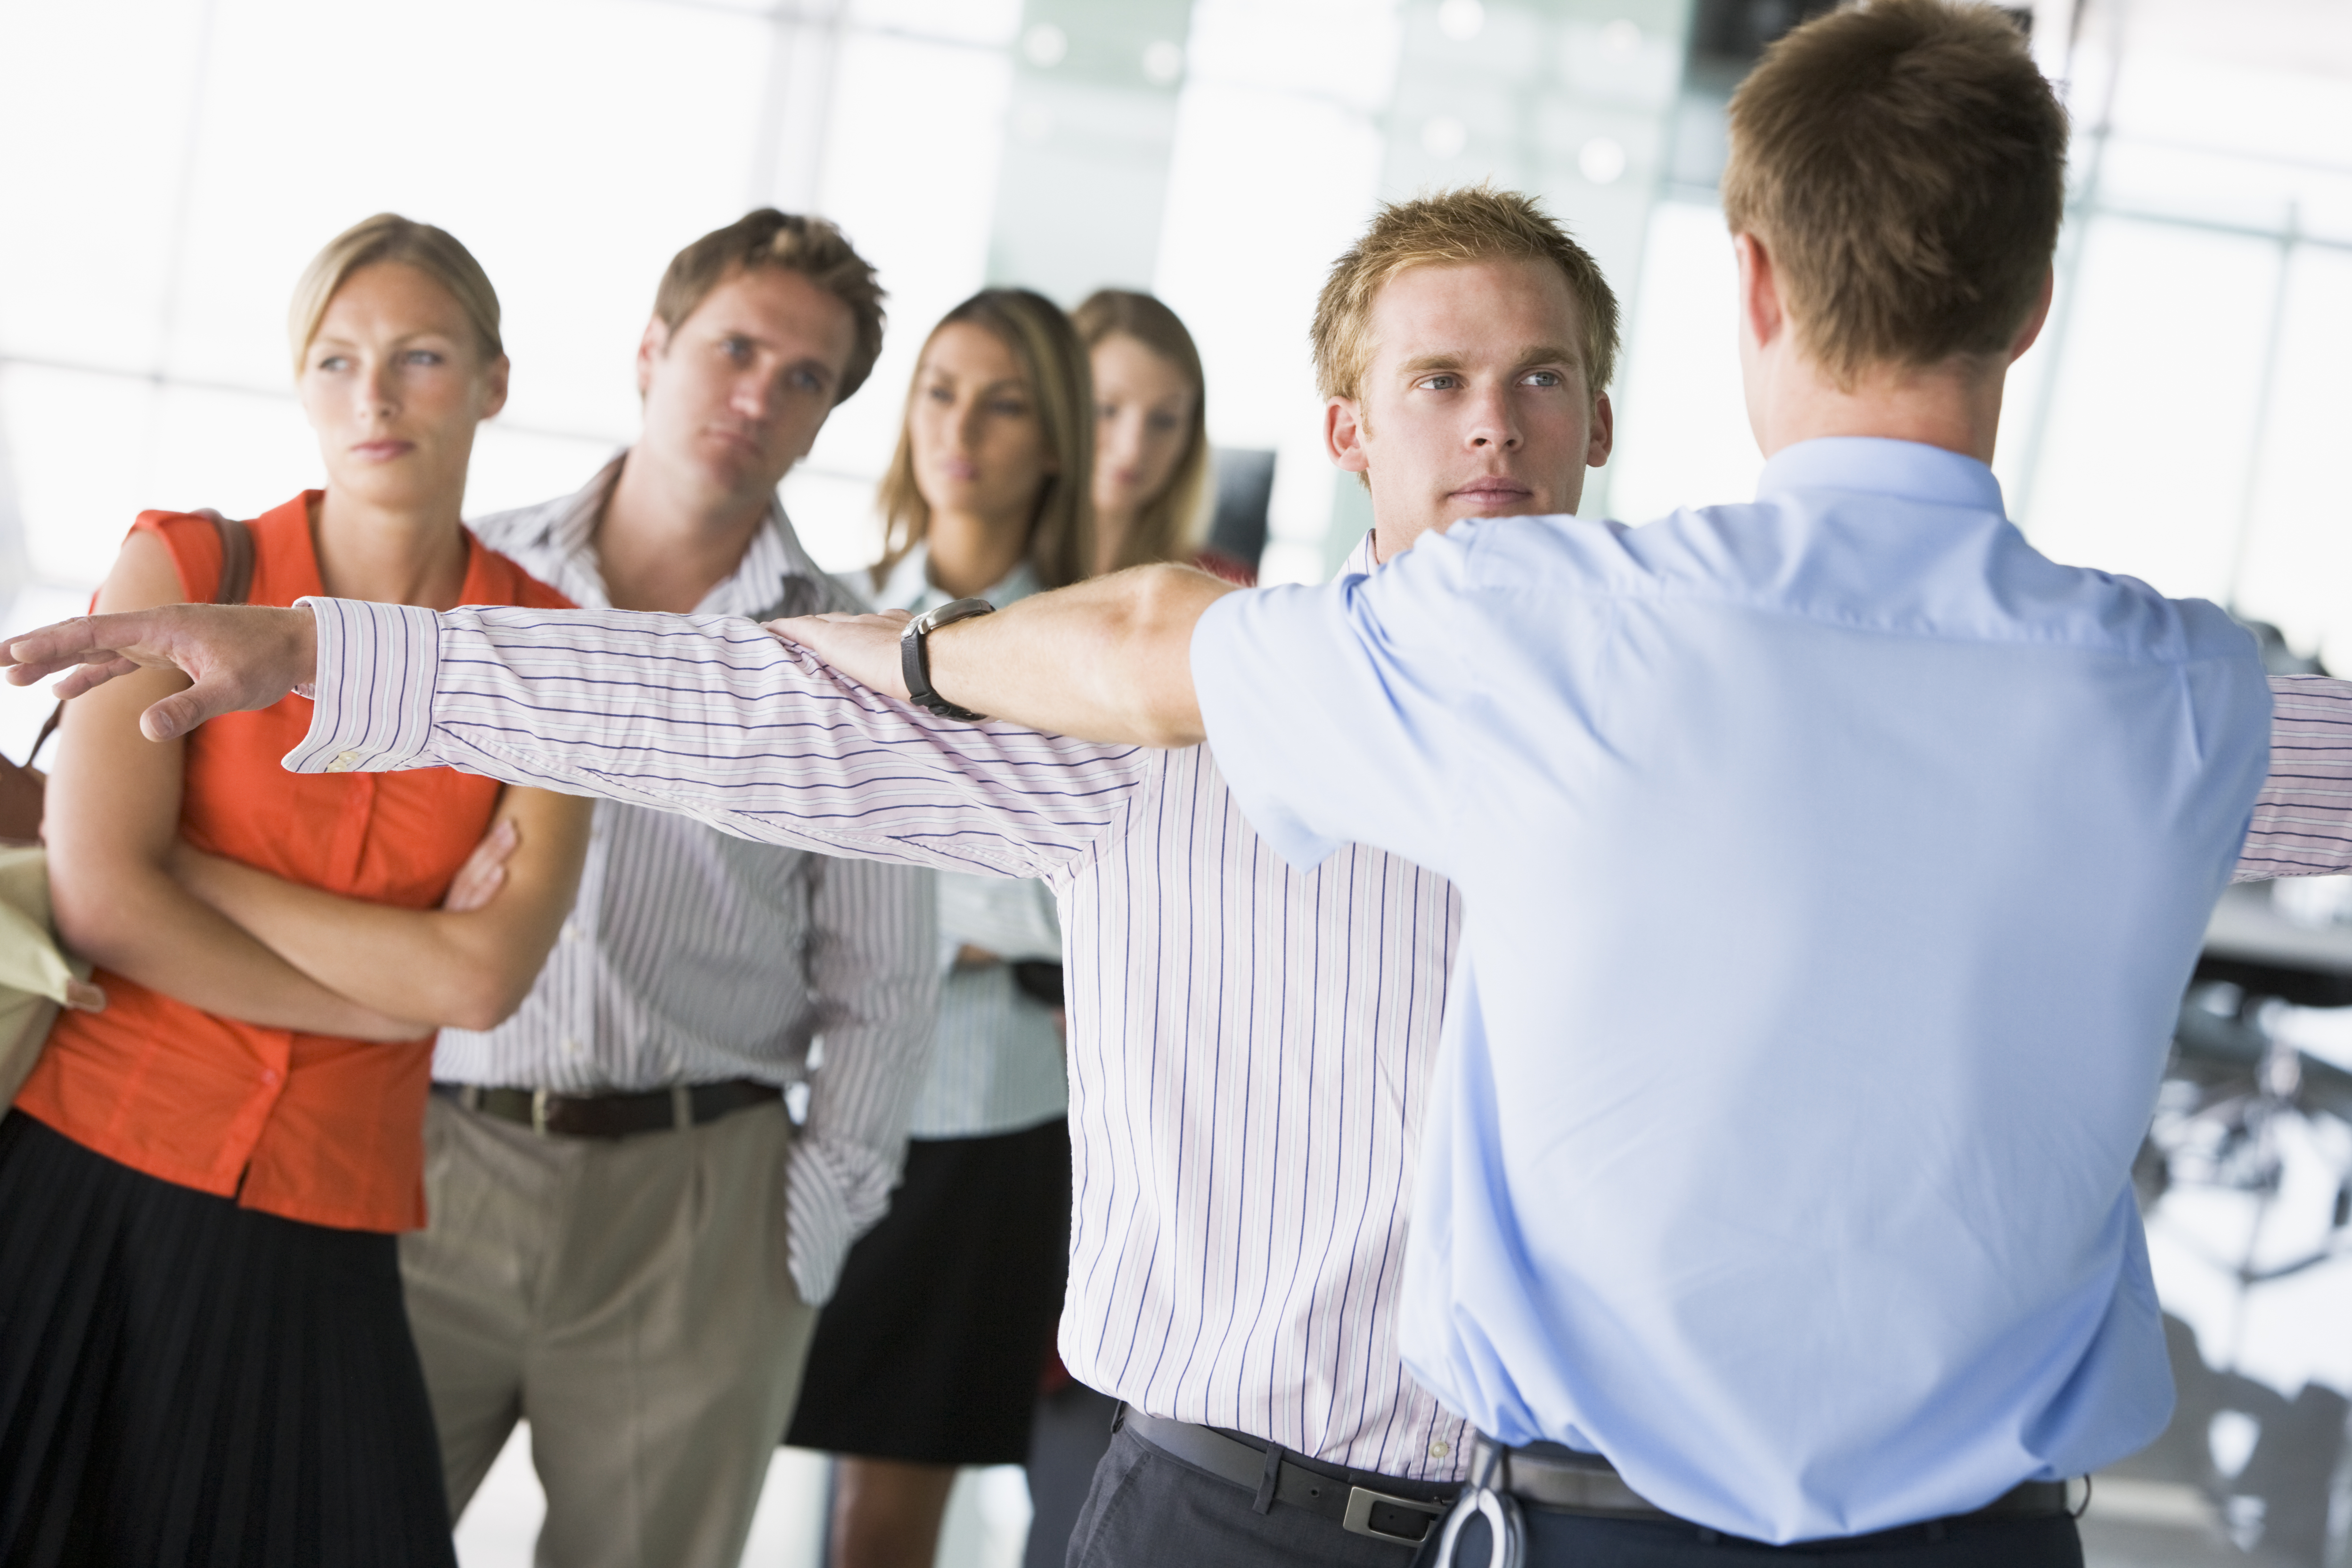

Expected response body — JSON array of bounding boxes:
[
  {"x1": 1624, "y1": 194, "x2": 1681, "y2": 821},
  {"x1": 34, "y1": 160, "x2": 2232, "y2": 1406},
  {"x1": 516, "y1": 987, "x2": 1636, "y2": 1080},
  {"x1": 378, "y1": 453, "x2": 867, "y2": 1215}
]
[{"x1": 766, "y1": 610, "x2": 913, "y2": 700}]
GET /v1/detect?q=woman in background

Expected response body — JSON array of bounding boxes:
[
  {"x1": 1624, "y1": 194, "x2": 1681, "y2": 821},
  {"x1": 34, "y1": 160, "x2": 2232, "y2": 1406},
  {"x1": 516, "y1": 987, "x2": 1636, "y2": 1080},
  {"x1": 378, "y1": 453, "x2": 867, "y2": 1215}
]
[
  {"x1": 0, "y1": 214, "x2": 588, "y2": 1567},
  {"x1": 784, "y1": 287, "x2": 1092, "y2": 1568},
  {"x1": 1074, "y1": 287, "x2": 1253, "y2": 585}
]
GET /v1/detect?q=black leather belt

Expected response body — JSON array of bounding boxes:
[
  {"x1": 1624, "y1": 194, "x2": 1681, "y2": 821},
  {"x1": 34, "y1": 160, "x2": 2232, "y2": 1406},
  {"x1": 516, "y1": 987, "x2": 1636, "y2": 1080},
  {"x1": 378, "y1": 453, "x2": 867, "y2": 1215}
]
[
  {"x1": 433, "y1": 1080, "x2": 781, "y2": 1139},
  {"x1": 1117, "y1": 1406, "x2": 1458, "y2": 1547},
  {"x1": 1467, "y1": 1433, "x2": 2073, "y2": 1535}
]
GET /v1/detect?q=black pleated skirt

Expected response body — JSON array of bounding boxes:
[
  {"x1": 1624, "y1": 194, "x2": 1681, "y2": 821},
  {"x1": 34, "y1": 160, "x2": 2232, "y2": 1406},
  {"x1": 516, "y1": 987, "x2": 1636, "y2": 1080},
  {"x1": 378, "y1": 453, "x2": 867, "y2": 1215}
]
[
  {"x1": 0, "y1": 1111, "x2": 456, "y2": 1568},
  {"x1": 785, "y1": 1116, "x2": 1072, "y2": 1464}
]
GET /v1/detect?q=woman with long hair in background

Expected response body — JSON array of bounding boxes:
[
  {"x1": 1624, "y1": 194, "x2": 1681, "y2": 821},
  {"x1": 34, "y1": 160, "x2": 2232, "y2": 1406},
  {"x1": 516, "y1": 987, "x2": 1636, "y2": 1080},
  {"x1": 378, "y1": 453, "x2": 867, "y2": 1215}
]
[
  {"x1": 0, "y1": 214, "x2": 590, "y2": 1567},
  {"x1": 783, "y1": 286, "x2": 1093, "y2": 1568},
  {"x1": 1074, "y1": 287, "x2": 1253, "y2": 585}
]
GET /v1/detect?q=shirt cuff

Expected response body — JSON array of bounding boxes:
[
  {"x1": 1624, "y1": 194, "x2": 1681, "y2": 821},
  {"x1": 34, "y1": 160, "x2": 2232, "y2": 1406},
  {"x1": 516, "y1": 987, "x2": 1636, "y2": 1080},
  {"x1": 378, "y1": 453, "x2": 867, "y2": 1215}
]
[
  {"x1": 784, "y1": 1133, "x2": 902, "y2": 1306},
  {"x1": 281, "y1": 597, "x2": 443, "y2": 775}
]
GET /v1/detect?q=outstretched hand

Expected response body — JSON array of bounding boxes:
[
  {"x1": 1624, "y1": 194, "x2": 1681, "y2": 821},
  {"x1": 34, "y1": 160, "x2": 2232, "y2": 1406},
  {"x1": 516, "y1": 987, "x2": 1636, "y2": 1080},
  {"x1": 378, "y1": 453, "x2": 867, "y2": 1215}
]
[
  {"x1": 1, "y1": 604, "x2": 320, "y2": 742},
  {"x1": 766, "y1": 609, "x2": 914, "y2": 700}
]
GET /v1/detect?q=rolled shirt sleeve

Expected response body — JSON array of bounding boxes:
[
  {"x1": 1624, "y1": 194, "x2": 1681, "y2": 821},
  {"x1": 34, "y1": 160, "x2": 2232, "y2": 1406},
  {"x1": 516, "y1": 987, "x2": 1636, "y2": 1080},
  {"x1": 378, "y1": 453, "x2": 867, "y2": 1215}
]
[
  {"x1": 280, "y1": 599, "x2": 1146, "y2": 879},
  {"x1": 2238, "y1": 675, "x2": 2352, "y2": 880},
  {"x1": 789, "y1": 854, "x2": 941, "y2": 1305}
]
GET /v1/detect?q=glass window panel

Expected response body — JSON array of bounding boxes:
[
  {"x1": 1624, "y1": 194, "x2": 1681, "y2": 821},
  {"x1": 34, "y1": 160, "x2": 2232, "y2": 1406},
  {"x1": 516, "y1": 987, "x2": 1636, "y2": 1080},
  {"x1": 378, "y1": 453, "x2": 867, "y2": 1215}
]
[
  {"x1": 2097, "y1": 138, "x2": 2352, "y2": 243},
  {"x1": 146, "y1": 384, "x2": 322, "y2": 523},
  {"x1": 0, "y1": 0, "x2": 206, "y2": 374},
  {"x1": 167, "y1": 0, "x2": 768, "y2": 447},
  {"x1": 799, "y1": 32, "x2": 1011, "y2": 509},
  {"x1": 847, "y1": 0, "x2": 1021, "y2": 48},
  {"x1": 2227, "y1": 247, "x2": 2352, "y2": 668},
  {"x1": 1183, "y1": 0, "x2": 1402, "y2": 115},
  {"x1": 2015, "y1": 216, "x2": 2278, "y2": 603},
  {"x1": 1602, "y1": 200, "x2": 1754, "y2": 524},
  {"x1": 1155, "y1": 80, "x2": 1388, "y2": 581},
  {"x1": 0, "y1": 365, "x2": 162, "y2": 587},
  {"x1": 2110, "y1": 49, "x2": 2352, "y2": 172}
]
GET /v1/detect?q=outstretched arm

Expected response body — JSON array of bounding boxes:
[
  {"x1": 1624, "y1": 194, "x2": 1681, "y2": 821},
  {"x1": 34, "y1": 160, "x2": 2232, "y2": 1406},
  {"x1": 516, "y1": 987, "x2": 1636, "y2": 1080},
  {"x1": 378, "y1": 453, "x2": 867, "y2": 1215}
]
[
  {"x1": 774, "y1": 564, "x2": 1236, "y2": 748},
  {"x1": 7, "y1": 596, "x2": 1153, "y2": 879},
  {"x1": 1, "y1": 564, "x2": 1238, "y2": 753}
]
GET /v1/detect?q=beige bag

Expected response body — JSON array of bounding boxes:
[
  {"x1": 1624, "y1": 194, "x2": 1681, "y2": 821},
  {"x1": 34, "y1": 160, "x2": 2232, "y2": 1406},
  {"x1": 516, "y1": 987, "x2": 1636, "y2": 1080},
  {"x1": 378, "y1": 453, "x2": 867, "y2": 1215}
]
[{"x1": 0, "y1": 843, "x2": 98, "y2": 1105}]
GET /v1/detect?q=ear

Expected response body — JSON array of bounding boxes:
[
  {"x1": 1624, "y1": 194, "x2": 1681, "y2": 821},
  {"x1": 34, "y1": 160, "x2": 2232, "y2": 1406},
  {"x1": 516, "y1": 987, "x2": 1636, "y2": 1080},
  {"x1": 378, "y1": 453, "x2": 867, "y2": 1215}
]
[
  {"x1": 2008, "y1": 266, "x2": 2057, "y2": 363},
  {"x1": 479, "y1": 354, "x2": 510, "y2": 422},
  {"x1": 636, "y1": 317, "x2": 670, "y2": 400},
  {"x1": 1585, "y1": 389, "x2": 1614, "y2": 468},
  {"x1": 1733, "y1": 233, "x2": 1786, "y2": 356},
  {"x1": 1326, "y1": 397, "x2": 1369, "y2": 474}
]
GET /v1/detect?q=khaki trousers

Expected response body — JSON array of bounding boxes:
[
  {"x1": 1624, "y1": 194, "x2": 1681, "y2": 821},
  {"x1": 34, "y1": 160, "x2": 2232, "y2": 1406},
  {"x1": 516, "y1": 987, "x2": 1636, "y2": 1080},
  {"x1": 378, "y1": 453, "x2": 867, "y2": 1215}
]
[{"x1": 400, "y1": 1094, "x2": 816, "y2": 1568}]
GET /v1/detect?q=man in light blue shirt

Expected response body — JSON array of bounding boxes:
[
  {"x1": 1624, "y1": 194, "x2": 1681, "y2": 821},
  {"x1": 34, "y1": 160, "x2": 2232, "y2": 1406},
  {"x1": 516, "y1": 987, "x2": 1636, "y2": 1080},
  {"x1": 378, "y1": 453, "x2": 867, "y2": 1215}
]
[{"x1": 766, "y1": 2, "x2": 2272, "y2": 1562}]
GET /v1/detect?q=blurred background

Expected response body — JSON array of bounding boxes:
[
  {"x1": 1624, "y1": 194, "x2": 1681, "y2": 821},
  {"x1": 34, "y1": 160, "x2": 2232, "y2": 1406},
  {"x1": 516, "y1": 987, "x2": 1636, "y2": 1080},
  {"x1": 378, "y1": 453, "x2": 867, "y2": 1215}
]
[{"x1": 3, "y1": 0, "x2": 2350, "y2": 1563}]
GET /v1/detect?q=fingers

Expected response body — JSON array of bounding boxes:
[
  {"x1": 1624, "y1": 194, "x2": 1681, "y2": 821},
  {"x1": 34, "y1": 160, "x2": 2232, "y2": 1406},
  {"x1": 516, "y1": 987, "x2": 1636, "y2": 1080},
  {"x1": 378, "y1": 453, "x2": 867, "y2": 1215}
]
[
  {"x1": 3, "y1": 616, "x2": 126, "y2": 674},
  {"x1": 442, "y1": 861, "x2": 508, "y2": 914},
  {"x1": 441, "y1": 818, "x2": 520, "y2": 912},
  {"x1": 141, "y1": 684, "x2": 221, "y2": 743}
]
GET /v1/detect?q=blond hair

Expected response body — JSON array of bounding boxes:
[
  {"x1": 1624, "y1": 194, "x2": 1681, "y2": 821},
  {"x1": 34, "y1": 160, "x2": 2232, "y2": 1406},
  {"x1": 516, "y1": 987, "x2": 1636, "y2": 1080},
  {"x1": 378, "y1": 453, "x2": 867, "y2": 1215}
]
[
  {"x1": 653, "y1": 209, "x2": 888, "y2": 405},
  {"x1": 1721, "y1": 0, "x2": 2066, "y2": 384},
  {"x1": 874, "y1": 289, "x2": 1095, "y2": 592},
  {"x1": 1073, "y1": 289, "x2": 1213, "y2": 573},
  {"x1": 1311, "y1": 186, "x2": 1621, "y2": 405},
  {"x1": 288, "y1": 213, "x2": 502, "y2": 375}
]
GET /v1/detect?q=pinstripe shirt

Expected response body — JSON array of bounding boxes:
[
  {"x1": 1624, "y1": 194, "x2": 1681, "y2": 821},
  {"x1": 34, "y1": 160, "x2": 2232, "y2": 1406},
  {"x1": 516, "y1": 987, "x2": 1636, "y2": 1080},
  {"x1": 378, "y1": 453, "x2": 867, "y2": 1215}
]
[
  {"x1": 866, "y1": 543, "x2": 1070, "y2": 1141},
  {"x1": 283, "y1": 552, "x2": 2352, "y2": 1480},
  {"x1": 435, "y1": 458, "x2": 941, "y2": 1306}
]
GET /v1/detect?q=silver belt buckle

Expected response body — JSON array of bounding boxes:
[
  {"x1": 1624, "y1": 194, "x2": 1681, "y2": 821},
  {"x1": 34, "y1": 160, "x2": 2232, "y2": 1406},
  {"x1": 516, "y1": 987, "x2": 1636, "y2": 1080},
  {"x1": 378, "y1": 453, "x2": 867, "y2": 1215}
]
[{"x1": 1343, "y1": 1484, "x2": 1447, "y2": 1543}]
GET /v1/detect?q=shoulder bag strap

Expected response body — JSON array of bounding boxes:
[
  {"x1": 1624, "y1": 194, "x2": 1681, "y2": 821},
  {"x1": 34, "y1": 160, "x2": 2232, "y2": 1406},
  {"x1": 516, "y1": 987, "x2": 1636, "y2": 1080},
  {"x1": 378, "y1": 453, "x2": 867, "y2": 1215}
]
[{"x1": 24, "y1": 508, "x2": 253, "y2": 766}]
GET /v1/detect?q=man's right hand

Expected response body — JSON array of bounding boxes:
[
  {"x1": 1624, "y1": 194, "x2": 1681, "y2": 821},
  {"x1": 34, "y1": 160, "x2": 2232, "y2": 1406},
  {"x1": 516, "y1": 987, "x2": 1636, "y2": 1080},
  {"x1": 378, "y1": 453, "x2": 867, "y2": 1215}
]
[{"x1": 1, "y1": 604, "x2": 319, "y2": 742}]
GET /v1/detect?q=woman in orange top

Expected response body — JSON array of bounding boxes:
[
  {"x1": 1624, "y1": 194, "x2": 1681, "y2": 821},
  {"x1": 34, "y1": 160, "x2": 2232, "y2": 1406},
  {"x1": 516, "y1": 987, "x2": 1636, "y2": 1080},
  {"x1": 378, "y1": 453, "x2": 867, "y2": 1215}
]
[{"x1": 0, "y1": 215, "x2": 590, "y2": 1568}]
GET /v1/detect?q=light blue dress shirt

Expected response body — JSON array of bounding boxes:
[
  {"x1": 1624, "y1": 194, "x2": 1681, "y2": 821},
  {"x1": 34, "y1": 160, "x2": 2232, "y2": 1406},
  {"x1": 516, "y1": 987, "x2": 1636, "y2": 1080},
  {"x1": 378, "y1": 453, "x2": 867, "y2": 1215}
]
[{"x1": 1189, "y1": 438, "x2": 2271, "y2": 1544}]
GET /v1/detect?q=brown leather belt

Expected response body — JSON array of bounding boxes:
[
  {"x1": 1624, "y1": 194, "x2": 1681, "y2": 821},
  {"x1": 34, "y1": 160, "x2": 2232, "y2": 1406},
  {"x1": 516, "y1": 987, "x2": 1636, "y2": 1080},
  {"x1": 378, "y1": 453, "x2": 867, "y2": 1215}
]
[
  {"x1": 433, "y1": 1079, "x2": 781, "y2": 1139},
  {"x1": 1117, "y1": 1406, "x2": 1458, "y2": 1547},
  {"x1": 1468, "y1": 1432, "x2": 2073, "y2": 1535}
]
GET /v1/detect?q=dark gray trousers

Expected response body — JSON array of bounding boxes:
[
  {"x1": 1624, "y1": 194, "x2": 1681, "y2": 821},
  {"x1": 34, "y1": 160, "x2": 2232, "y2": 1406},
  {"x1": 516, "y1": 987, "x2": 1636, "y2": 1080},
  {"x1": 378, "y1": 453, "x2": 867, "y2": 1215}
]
[{"x1": 1064, "y1": 1424, "x2": 1438, "y2": 1568}]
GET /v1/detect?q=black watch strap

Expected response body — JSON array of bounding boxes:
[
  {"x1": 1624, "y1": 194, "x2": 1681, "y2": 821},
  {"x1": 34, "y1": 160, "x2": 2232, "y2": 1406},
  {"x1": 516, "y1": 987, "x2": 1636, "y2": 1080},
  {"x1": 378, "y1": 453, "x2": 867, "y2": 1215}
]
[{"x1": 901, "y1": 597, "x2": 996, "y2": 720}]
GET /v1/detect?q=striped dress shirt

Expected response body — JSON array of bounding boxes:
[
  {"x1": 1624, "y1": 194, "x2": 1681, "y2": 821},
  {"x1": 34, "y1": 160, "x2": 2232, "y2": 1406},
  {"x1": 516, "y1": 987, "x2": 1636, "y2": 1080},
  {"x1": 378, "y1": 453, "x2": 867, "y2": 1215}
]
[
  {"x1": 865, "y1": 542, "x2": 1070, "y2": 1141},
  {"x1": 435, "y1": 459, "x2": 940, "y2": 1306},
  {"x1": 284, "y1": 550, "x2": 2352, "y2": 1481}
]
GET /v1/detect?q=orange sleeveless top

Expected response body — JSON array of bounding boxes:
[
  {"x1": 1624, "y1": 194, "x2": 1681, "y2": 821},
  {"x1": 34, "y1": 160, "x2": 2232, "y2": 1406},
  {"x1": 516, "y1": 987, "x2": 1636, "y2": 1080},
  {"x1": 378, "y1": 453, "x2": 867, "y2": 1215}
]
[{"x1": 16, "y1": 493, "x2": 572, "y2": 1233}]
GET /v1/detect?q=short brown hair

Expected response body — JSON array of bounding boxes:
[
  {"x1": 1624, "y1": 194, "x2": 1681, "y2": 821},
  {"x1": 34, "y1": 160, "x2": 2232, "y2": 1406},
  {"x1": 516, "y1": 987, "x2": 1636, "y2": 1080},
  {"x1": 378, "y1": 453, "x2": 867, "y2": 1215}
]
[
  {"x1": 289, "y1": 213, "x2": 502, "y2": 375},
  {"x1": 1073, "y1": 289, "x2": 1212, "y2": 573},
  {"x1": 653, "y1": 209, "x2": 887, "y2": 404},
  {"x1": 1721, "y1": 0, "x2": 2066, "y2": 383},
  {"x1": 1312, "y1": 186, "x2": 1621, "y2": 405},
  {"x1": 874, "y1": 289, "x2": 1095, "y2": 592}
]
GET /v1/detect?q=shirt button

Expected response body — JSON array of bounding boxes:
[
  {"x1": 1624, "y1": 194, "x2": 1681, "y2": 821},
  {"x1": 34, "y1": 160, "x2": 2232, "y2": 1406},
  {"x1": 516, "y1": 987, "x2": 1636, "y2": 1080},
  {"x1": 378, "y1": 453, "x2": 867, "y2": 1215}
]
[
  {"x1": 561, "y1": 922, "x2": 580, "y2": 943},
  {"x1": 261, "y1": 1069, "x2": 282, "y2": 1086},
  {"x1": 563, "y1": 1037, "x2": 583, "y2": 1056},
  {"x1": 327, "y1": 749, "x2": 362, "y2": 772},
  {"x1": 1429, "y1": 1439, "x2": 1451, "y2": 1458}
]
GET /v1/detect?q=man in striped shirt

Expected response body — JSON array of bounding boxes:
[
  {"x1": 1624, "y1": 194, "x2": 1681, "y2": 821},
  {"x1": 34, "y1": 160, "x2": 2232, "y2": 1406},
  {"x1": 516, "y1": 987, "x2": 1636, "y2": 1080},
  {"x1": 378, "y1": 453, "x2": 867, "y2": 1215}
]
[
  {"x1": 17, "y1": 189, "x2": 2352, "y2": 1565},
  {"x1": 399, "y1": 212, "x2": 938, "y2": 1568}
]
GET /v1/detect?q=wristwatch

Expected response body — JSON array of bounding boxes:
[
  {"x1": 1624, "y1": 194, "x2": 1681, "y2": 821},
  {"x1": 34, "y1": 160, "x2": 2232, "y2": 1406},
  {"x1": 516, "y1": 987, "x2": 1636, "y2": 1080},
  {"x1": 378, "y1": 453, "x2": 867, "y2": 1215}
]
[{"x1": 900, "y1": 597, "x2": 996, "y2": 721}]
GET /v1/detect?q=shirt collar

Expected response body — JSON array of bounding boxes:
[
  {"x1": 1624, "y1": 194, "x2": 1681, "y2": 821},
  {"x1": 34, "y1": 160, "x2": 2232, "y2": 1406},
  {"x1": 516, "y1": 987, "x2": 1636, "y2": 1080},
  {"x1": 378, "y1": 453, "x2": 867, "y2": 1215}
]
[
  {"x1": 529, "y1": 449, "x2": 836, "y2": 617},
  {"x1": 1755, "y1": 437, "x2": 2005, "y2": 516},
  {"x1": 875, "y1": 539, "x2": 1048, "y2": 612}
]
